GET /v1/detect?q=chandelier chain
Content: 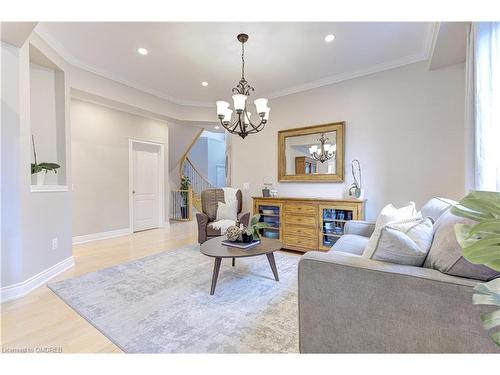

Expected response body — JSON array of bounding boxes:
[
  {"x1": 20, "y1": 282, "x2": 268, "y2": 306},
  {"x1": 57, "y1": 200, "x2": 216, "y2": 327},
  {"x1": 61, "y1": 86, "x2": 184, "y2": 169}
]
[{"x1": 241, "y1": 41, "x2": 245, "y2": 80}]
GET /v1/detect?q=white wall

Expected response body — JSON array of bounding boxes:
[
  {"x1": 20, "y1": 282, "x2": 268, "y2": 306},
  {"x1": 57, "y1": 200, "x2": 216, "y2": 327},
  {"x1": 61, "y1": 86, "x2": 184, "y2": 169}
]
[
  {"x1": 1, "y1": 36, "x2": 73, "y2": 289},
  {"x1": 71, "y1": 99, "x2": 169, "y2": 237},
  {"x1": 231, "y1": 62, "x2": 466, "y2": 220}
]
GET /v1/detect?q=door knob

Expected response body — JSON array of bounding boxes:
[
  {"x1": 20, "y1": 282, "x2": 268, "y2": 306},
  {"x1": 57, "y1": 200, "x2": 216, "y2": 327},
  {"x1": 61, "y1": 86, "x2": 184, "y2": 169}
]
[{"x1": 132, "y1": 190, "x2": 136, "y2": 194}]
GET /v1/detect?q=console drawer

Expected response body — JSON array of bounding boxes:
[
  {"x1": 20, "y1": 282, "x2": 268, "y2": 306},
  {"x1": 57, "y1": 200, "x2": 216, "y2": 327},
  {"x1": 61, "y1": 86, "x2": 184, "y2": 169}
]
[
  {"x1": 284, "y1": 204, "x2": 317, "y2": 216},
  {"x1": 284, "y1": 214, "x2": 317, "y2": 227},
  {"x1": 283, "y1": 234, "x2": 318, "y2": 250},
  {"x1": 283, "y1": 225, "x2": 316, "y2": 239}
]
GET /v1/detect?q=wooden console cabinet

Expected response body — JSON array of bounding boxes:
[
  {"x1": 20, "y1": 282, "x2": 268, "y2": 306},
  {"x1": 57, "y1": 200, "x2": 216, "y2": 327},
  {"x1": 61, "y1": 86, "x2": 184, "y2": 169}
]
[{"x1": 252, "y1": 197, "x2": 365, "y2": 252}]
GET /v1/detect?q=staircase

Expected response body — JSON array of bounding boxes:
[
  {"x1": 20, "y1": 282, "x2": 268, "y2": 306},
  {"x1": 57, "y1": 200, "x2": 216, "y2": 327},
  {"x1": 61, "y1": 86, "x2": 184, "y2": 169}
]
[{"x1": 181, "y1": 157, "x2": 214, "y2": 213}]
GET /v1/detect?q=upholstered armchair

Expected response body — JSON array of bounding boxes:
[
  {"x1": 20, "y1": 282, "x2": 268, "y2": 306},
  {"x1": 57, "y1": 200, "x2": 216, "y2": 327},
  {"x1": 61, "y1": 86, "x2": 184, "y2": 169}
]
[{"x1": 196, "y1": 189, "x2": 250, "y2": 244}]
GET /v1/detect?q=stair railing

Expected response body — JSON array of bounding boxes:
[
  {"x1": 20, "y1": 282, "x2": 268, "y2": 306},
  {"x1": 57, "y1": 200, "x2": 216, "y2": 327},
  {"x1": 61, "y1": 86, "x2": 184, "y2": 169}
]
[
  {"x1": 170, "y1": 187, "x2": 193, "y2": 221},
  {"x1": 182, "y1": 157, "x2": 214, "y2": 197}
]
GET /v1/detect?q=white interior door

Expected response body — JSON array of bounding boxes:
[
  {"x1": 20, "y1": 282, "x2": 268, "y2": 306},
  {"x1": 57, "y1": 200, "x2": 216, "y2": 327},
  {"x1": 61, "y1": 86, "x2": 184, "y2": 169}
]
[{"x1": 132, "y1": 143, "x2": 159, "y2": 232}]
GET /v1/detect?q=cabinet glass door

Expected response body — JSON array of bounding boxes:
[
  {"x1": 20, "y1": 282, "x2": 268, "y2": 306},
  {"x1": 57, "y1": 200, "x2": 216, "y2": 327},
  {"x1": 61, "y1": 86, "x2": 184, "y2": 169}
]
[
  {"x1": 255, "y1": 203, "x2": 281, "y2": 240},
  {"x1": 319, "y1": 205, "x2": 355, "y2": 250}
]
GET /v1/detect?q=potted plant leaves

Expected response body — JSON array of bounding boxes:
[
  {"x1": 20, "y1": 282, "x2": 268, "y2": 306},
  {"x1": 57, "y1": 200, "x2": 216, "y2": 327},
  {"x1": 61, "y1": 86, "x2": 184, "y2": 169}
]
[
  {"x1": 180, "y1": 175, "x2": 191, "y2": 219},
  {"x1": 242, "y1": 214, "x2": 269, "y2": 242},
  {"x1": 453, "y1": 190, "x2": 500, "y2": 346},
  {"x1": 30, "y1": 135, "x2": 60, "y2": 185}
]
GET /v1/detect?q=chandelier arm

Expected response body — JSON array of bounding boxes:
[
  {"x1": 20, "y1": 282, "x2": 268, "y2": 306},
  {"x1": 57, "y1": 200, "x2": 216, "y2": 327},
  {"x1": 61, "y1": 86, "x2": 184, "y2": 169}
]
[{"x1": 246, "y1": 118, "x2": 266, "y2": 132}]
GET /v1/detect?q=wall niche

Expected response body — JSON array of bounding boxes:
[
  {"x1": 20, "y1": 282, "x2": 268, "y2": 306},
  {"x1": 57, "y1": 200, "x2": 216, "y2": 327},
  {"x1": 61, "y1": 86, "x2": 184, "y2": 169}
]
[{"x1": 29, "y1": 44, "x2": 67, "y2": 191}]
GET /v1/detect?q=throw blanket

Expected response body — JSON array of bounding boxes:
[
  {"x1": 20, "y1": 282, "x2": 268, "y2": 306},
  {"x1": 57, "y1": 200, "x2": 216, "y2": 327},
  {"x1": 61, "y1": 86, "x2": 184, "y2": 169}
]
[
  {"x1": 222, "y1": 187, "x2": 238, "y2": 204},
  {"x1": 209, "y1": 187, "x2": 239, "y2": 234},
  {"x1": 209, "y1": 219, "x2": 236, "y2": 235}
]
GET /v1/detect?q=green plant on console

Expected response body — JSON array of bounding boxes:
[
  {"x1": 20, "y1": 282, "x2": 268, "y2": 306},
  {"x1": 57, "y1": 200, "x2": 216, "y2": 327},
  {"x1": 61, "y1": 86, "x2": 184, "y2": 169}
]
[
  {"x1": 30, "y1": 135, "x2": 60, "y2": 175},
  {"x1": 244, "y1": 214, "x2": 270, "y2": 240},
  {"x1": 452, "y1": 190, "x2": 500, "y2": 346}
]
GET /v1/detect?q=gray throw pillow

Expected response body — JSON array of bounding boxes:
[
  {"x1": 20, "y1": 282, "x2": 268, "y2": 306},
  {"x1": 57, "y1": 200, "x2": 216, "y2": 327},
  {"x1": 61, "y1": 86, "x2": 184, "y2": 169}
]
[
  {"x1": 371, "y1": 217, "x2": 434, "y2": 266},
  {"x1": 423, "y1": 211, "x2": 500, "y2": 281},
  {"x1": 420, "y1": 197, "x2": 457, "y2": 222}
]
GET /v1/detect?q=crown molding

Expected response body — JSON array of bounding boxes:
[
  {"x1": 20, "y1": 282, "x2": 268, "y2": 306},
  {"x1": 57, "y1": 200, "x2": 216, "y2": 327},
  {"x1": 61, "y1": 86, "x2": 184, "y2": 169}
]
[
  {"x1": 266, "y1": 22, "x2": 437, "y2": 99},
  {"x1": 35, "y1": 23, "x2": 436, "y2": 109},
  {"x1": 34, "y1": 26, "x2": 214, "y2": 108}
]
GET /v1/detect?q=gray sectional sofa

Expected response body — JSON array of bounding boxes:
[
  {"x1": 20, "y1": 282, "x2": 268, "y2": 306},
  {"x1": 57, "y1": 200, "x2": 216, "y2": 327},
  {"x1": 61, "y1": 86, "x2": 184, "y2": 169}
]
[{"x1": 298, "y1": 198, "x2": 500, "y2": 353}]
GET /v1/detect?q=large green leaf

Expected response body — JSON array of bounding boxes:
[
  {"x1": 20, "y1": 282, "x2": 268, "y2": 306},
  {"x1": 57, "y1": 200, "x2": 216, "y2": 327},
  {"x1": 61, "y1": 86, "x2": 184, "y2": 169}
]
[
  {"x1": 472, "y1": 278, "x2": 500, "y2": 346},
  {"x1": 451, "y1": 205, "x2": 494, "y2": 221},
  {"x1": 468, "y1": 219, "x2": 500, "y2": 237},
  {"x1": 491, "y1": 331, "x2": 500, "y2": 346},
  {"x1": 250, "y1": 214, "x2": 260, "y2": 226},
  {"x1": 460, "y1": 196, "x2": 500, "y2": 217},
  {"x1": 480, "y1": 309, "x2": 500, "y2": 330},
  {"x1": 38, "y1": 162, "x2": 61, "y2": 170},
  {"x1": 460, "y1": 236, "x2": 500, "y2": 270}
]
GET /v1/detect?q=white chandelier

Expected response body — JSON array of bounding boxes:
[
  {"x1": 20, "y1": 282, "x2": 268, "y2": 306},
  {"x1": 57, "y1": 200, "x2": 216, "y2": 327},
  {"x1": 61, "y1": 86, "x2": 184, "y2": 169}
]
[
  {"x1": 309, "y1": 133, "x2": 336, "y2": 163},
  {"x1": 216, "y1": 33, "x2": 270, "y2": 139}
]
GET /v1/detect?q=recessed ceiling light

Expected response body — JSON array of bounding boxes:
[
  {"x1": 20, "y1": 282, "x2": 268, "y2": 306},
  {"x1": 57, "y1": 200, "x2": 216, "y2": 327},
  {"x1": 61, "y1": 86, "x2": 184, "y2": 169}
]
[
  {"x1": 324, "y1": 34, "x2": 335, "y2": 43},
  {"x1": 201, "y1": 81, "x2": 208, "y2": 87},
  {"x1": 137, "y1": 48, "x2": 148, "y2": 55},
  {"x1": 214, "y1": 125, "x2": 220, "y2": 130}
]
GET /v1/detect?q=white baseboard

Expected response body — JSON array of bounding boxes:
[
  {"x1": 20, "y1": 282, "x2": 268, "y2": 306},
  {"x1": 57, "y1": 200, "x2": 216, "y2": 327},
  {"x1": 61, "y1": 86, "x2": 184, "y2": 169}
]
[
  {"x1": 72, "y1": 227, "x2": 132, "y2": 245},
  {"x1": 0, "y1": 256, "x2": 75, "y2": 303}
]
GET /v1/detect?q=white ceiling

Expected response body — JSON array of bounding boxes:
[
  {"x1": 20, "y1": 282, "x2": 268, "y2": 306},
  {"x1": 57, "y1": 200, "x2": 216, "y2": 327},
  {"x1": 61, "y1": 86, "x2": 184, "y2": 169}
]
[{"x1": 36, "y1": 22, "x2": 434, "y2": 107}]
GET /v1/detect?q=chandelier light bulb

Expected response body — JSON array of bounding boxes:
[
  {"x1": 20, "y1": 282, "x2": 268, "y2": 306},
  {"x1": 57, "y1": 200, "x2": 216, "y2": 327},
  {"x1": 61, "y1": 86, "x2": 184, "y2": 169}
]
[
  {"x1": 232, "y1": 94, "x2": 247, "y2": 112},
  {"x1": 244, "y1": 111, "x2": 252, "y2": 125},
  {"x1": 264, "y1": 107, "x2": 271, "y2": 121},
  {"x1": 216, "y1": 101, "x2": 230, "y2": 117},
  {"x1": 223, "y1": 108, "x2": 233, "y2": 123},
  {"x1": 254, "y1": 98, "x2": 268, "y2": 115}
]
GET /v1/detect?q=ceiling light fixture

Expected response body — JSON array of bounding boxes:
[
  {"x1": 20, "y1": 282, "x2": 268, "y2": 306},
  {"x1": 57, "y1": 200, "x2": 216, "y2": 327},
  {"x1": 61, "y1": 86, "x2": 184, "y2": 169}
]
[
  {"x1": 201, "y1": 81, "x2": 208, "y2": 87},
  {"x1": 324, "y1": 34, "x2": 335, "y2": 43},
  {"x1": 137, "y1": 47, "x2": 148, "y2": 55},
  {"x1": 216, "y1": 33, "x2": 270, "y2": 139}
]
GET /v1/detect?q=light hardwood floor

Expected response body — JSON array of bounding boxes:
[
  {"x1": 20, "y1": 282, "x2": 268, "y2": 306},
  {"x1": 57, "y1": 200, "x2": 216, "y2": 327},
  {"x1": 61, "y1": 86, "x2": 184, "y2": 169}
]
[{"x1": 1, "y1": 221, "x2": 199, "y2": 353}]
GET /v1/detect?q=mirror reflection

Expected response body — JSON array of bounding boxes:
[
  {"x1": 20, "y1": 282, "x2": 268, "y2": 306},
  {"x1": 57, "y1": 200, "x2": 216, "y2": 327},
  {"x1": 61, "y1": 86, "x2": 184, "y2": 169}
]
[{"x1": 285, "y1": 131, "x2": 337, "y2": 175}]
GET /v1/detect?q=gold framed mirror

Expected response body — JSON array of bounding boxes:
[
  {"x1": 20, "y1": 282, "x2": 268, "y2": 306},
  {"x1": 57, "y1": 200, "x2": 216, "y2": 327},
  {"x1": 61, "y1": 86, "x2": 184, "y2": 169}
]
[{"x1": 278, "y1": 122, "x2": 344, "y2": 182}]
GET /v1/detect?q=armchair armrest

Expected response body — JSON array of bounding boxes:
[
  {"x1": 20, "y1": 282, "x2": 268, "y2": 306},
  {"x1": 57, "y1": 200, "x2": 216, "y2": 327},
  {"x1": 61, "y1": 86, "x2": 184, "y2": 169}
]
[
  {"x1": 196, "y1": 212, "x2": 209, "y2": 244},
  {"x1": 238, "y1": 211, "x2": 250, "y2": 227},
  {"x1": 298, "y1": 251, "x2": 497, "y2": 353},
  {"x1": 344, "y1": 220, "x2": 375, "y2": 237}
]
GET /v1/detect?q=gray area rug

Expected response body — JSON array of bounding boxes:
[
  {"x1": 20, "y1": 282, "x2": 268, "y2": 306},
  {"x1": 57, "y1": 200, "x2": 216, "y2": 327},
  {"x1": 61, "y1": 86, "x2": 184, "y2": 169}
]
[{"x1": 48, "y1": 244, "x2": 299, "y2": 353}]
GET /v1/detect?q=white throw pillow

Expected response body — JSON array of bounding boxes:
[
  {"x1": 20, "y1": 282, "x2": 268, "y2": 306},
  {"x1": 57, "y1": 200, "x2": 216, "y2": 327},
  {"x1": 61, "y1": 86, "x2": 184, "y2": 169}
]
[
  {"x1": 363, "y1": 202, "x2": 418, "y2": 259},
  {"x1": 370, "y1": 217, "x2": 434, "y2": 266},
  {"x1": 216, "y1": 201, "x2": 238, "y2": 221}
]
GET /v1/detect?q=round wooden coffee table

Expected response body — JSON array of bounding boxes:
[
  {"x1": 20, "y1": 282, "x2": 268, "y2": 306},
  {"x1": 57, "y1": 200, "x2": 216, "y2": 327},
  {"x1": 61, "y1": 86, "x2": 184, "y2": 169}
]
[{"x1": 200, "y1": 236, "x2": 282, "y2": 295}]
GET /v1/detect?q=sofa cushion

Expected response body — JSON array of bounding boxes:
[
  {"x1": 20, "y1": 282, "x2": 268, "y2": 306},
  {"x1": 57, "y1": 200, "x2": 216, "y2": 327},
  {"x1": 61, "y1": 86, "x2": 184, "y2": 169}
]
[
  {"x1": 332, "y1": 234, "x2": 369, "y2": 255},
  {"x1": 363, "y1": 202, "x2": 419, "y2": 259},
  {"x1": 423, "y1": 211, "x2": 500, "y2": 281},
  {"x1": 370, "y1": 217, "x2": 434, "y2": 266},
  {"x1": 420, "y1": 197, "x2": 456, "y2": 222}
]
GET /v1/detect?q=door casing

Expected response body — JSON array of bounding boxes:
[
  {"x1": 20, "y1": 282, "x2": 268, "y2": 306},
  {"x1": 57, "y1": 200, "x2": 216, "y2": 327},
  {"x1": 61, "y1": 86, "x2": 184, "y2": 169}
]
[{"x1": 128, "y1": 138, "x2": 165, "y2": 232}]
